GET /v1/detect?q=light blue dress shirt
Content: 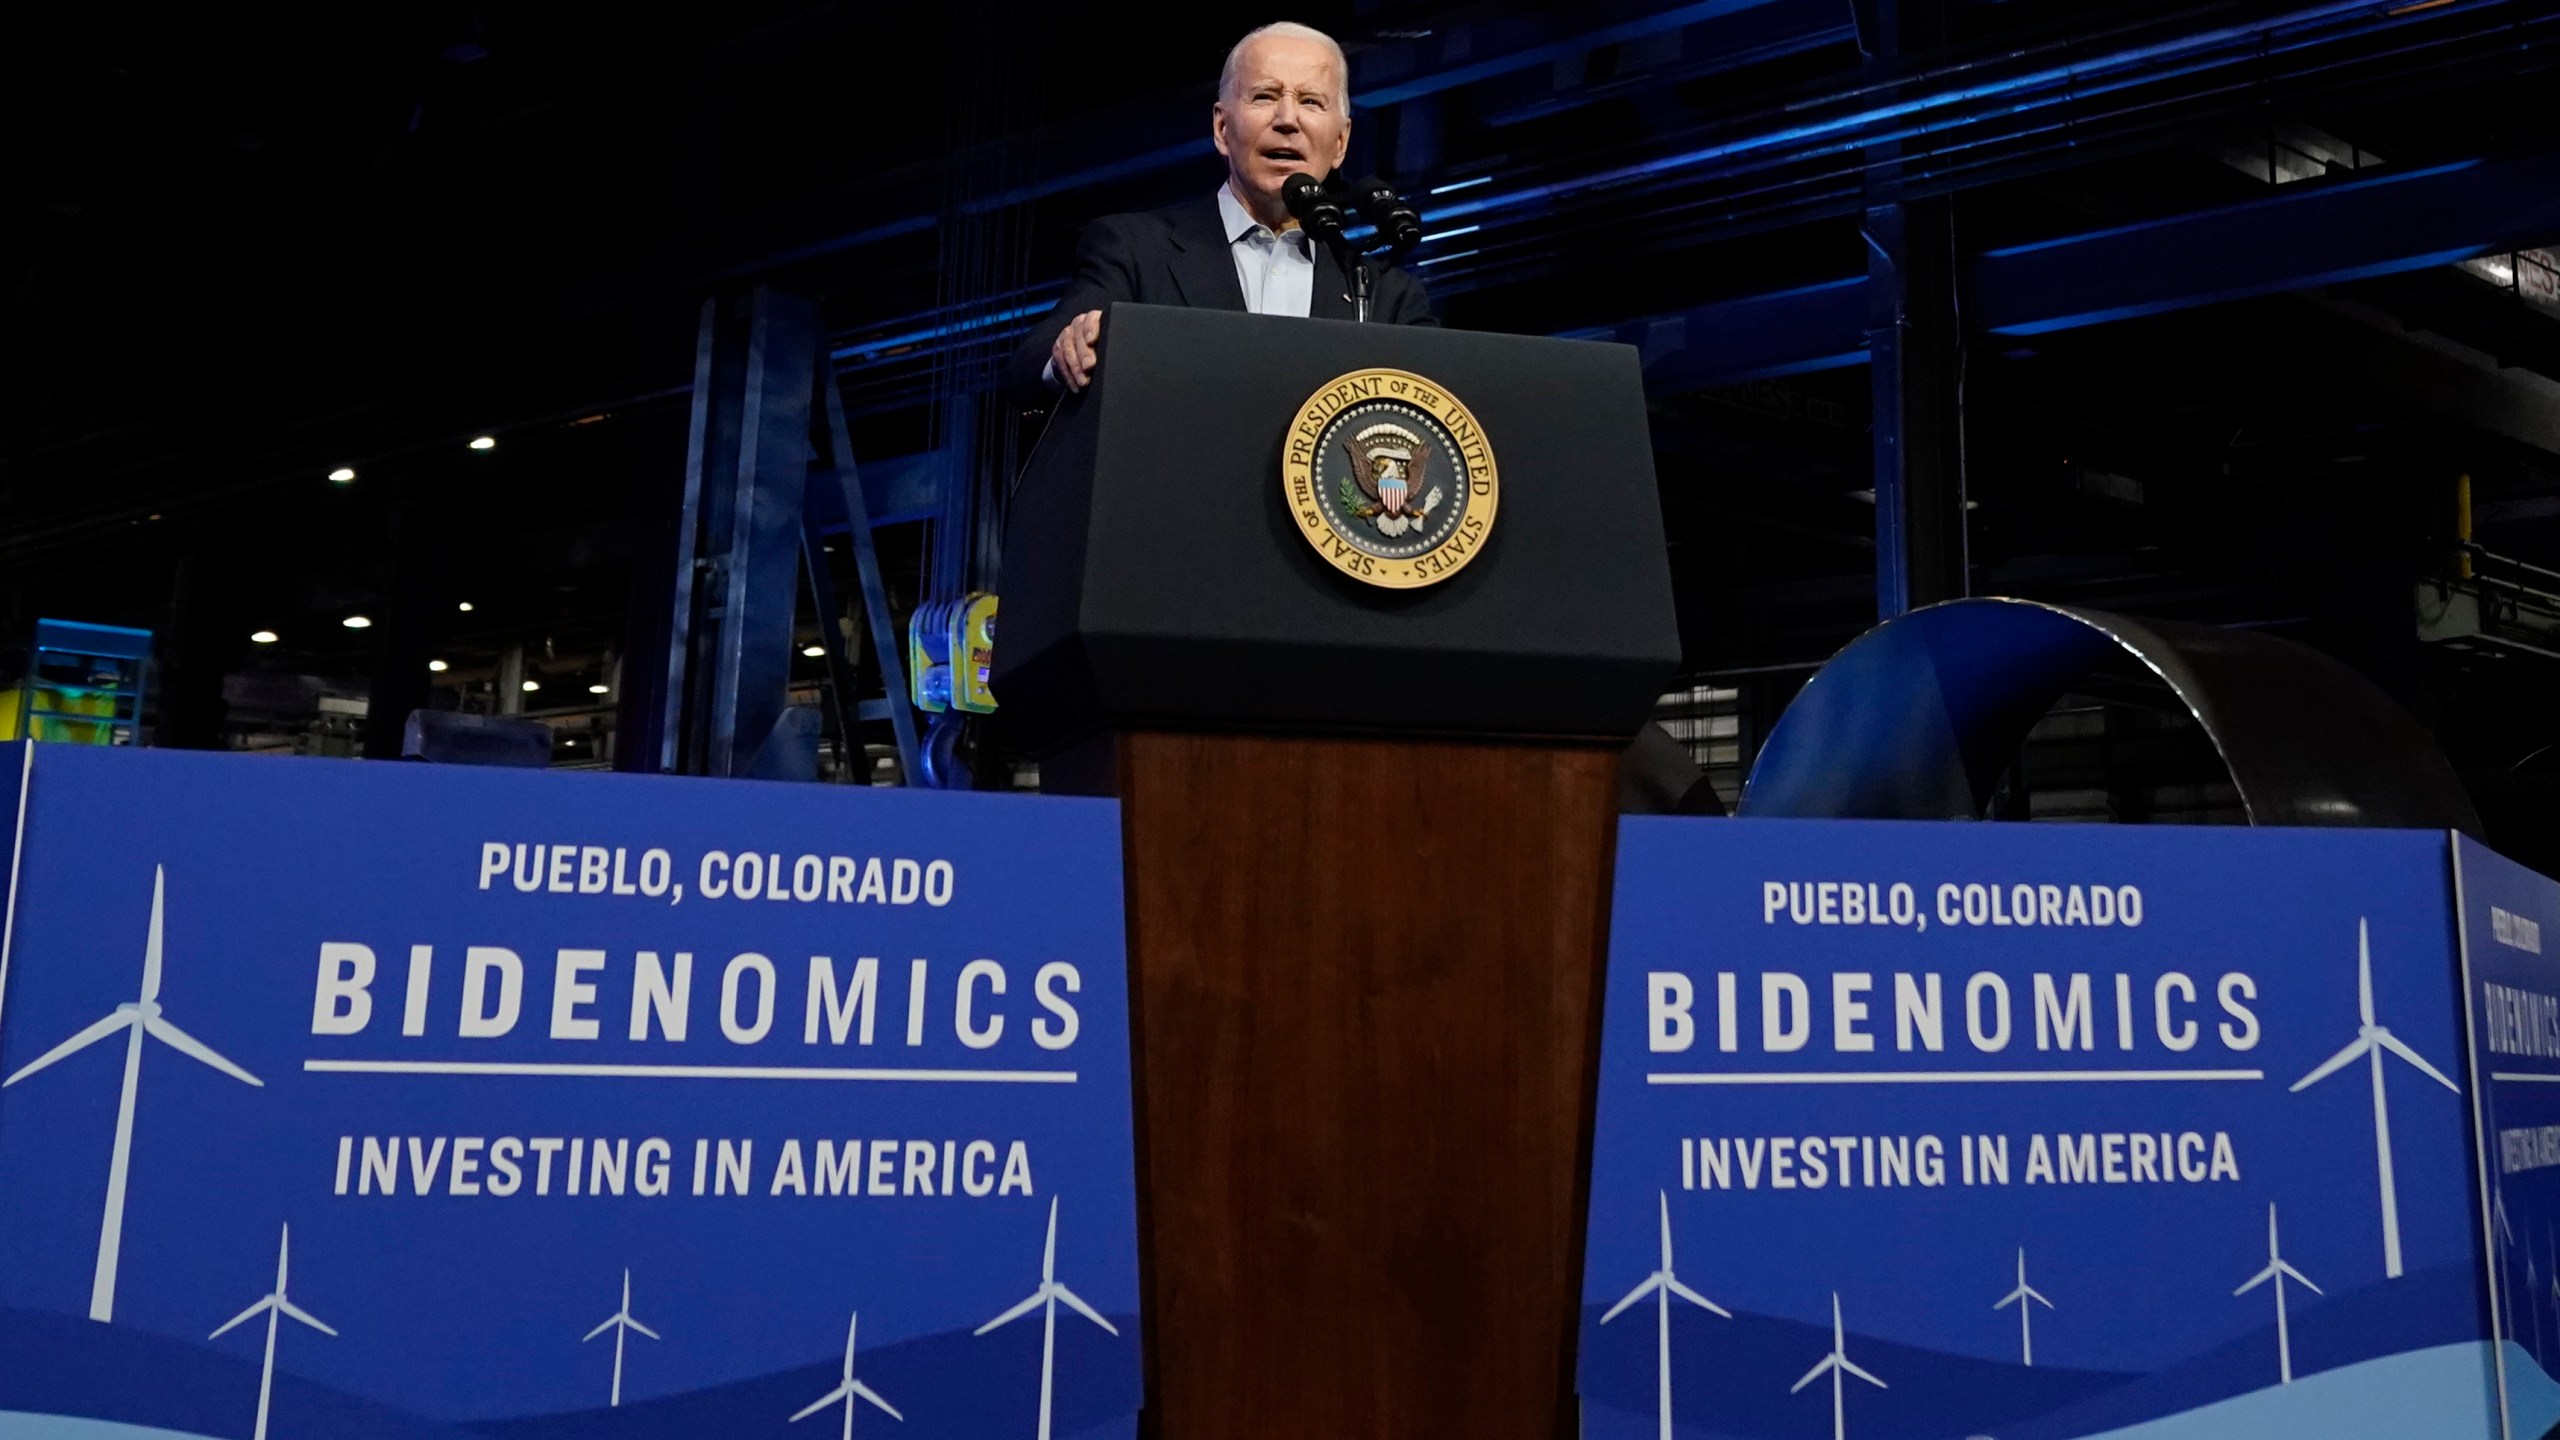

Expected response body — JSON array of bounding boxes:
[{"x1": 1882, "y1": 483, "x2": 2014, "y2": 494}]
[{"x1": 1216, "y1": 184, "x2": 1315, "y2": 318}]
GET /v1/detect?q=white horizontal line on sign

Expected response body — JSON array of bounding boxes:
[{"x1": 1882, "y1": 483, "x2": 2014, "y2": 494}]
[
  {"x1": 304, "y1": 1059, "x2": 1076, "y2": 1083},
  {"x1": 1646, "y1": 1068, "x2": 2264, "y2": 1085},
  {"x1": 2491, "y1": 1071, "x2": 2560, "y2": 1083}
]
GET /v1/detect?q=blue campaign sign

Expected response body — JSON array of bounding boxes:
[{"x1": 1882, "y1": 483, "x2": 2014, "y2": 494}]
[
  {"x1": 2456, "y1": 834, "x2": 2560, "y2": 1438},
  {"x1": 0, "y1": 742, "x2": 1139, "y2": 1440},
  {"x1": 1584, "y1": 816, "x2": 2509, "y2": 1440}
]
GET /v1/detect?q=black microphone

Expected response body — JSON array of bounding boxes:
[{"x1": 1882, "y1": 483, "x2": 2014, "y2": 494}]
[
  {"x1": 1340, "y1": 174, "x2": 1424, "y2": 253},
  {"x1": 1281, "y1": 172, "x2": 1349, "y2": 245}
]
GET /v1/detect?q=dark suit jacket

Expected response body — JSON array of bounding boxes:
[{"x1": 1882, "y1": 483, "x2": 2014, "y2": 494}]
[{"x1": 1008, "y1": 192, "x2": 1437, "y2": 395}]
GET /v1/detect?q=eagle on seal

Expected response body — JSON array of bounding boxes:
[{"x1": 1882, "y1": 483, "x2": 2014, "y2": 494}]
[{"x1": 1338, "y1": 422, "x2": 1445, "y2": 537}]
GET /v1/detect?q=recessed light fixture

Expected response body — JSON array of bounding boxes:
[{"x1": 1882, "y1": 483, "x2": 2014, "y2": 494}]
[
  {"x1": 457, "y1": 601, "x2": 475, "y2": 613},
  {"x1": 801, "y1": 644, "x2": 826, "y2": 658},
  {"x1": 250, "y1": 630, "x2": 279, "y2": 644},
  {"x1": 428, "y1": 659, "x2": 450, "y2": 673},
  {"x1": 522, "y1": 679, "x2": 541, "y2": 692},
  {"x1": 468, "y1": 435, "x2": 497, "y2": 452},
  {"x1": 342, "y1": 615, "x2": 373, "y2": 630},
  {"x1": 588, "y1": 683, "x2": 610, "y2": 695},
  {"x1": 328, "y1": 467, "x2": 356, "y2": 483}
]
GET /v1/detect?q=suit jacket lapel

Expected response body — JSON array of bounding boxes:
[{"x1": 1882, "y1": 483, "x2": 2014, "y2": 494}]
[
  {"x1": 1166, "y1": 196, "x2": 1247, "y2": 312},
  {"x1": 1310, "y1": 241, "x2": 1355, "y2": 321}
]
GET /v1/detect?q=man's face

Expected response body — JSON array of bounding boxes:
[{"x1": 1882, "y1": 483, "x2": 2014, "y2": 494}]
[{"x1": 1212, "y1": 36, "x2": 1350, "y2": 212}]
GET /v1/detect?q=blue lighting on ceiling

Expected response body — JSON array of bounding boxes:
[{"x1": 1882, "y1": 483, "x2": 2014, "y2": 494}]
[{"x1": 830, "y1": 301, "x2": 1054, "y2": 363}]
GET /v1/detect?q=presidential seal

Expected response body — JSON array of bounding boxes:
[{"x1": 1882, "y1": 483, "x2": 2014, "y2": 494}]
[{"x1": 1281, "y1": 367, "x2": 1498, "y2": 588}]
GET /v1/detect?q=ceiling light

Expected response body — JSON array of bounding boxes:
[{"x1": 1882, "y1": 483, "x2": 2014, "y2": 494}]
[
  {"x1": 428, "y1": 659, "x2": 449, "y2": 673},
  {"x1": 801, "y1": 644, "x2": 826, "y2": 657},
  {"x1": 522, "y1": 679, "x2": 541, "y2": 692},
  {"x1": 457, "y1": 601, "x2": 475, "y2": 612},
  {"x1": 342, "y1": 615, "x2": 373, "y2": 629},
  {"x1": 588, "y1": 683, "x2": 610, "y2": 695},
  {"x1": 328, "y1": 466, "x2": 356, "y2": 483},
  {"x1": 249, "y1": 630, "x2": 279, "y2": 644},
  {"x1": 468, "y1": 435, "x2": 496, "y2": 451}
]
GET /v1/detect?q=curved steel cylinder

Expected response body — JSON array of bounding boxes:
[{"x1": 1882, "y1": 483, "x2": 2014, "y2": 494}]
[{"x1": 1738, "y1": 597, "x2": 2481, "y2": 835}]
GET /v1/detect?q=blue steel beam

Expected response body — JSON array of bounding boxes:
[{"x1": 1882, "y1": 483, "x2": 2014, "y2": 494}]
[
  {"x1": 1973, "y1": 151, "x2": 2560, "y2": 335},
  {"x1": 736, "y1": 0, "x2": 1848, "y2": 284},
  {"x1": 1624, "y1": 145, "x2": 2560, "y2": 393},
  {"x1": 1357, "y1": 0, "x2": 1818, "y2": 107}
]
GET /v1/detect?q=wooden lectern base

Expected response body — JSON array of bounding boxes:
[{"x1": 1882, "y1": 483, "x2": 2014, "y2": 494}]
[{"x1": 1074, "y1": 730, "x2": 1620, "y2": 1439}]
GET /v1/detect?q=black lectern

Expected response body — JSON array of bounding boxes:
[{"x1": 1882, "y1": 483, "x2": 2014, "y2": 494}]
[{"x1": 997, "y1": 305, "x2": 1679, "y2": 1440}]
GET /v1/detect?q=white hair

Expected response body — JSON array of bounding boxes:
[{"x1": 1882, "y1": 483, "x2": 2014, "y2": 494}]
[{"x1": 1220, "y1": 21, "x2": 1351, "y2": 113}]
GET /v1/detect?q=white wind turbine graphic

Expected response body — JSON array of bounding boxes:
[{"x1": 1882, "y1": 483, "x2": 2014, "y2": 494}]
[
  {"x1": 1993, "y1": 1248, "x2": 2054, "y2": 1366},
  {"x1": 208, "y1": 1224, "x2": 337, "y2": 1440},
  {"x1": 1599, "y1": 1190, "x2": 1730, "y2": 1440},
  {"x1": 791, "y1": 1311, "x2": 904, "y2": 1438},
  {"x1": 2532, "y1": 1243, "x2": 2548, "y2": 1361},
  {"x1": 2497, "y1": 1193, "x2": 2521, "y2": 1345},
  {"x1": 2290, "y1": 918, "x2": 2459, "y2": 1279},
  {"x1": 2233, "y1": 1203, "x2": 2322, "y2": 1384},
  {"x1": 582, "y1": 1268, "x2": 659, "y2": 1407},
  {"x1": 976, "y1": 1197, "x2": 1117, "y2": 1440},
  {"x1": 2, "y1": 865, "x2": 262, "y2": 1322},
  {"x1": 1790, "y1": 1293, "x2": 1886, "y2": 1440},
  {"x1": 2547, "y1": 1226, "x2": 2560, "y2": 1367}
]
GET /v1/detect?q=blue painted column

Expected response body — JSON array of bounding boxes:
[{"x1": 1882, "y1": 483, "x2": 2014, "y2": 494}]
[{"x1": 1863, "y1": 0, "x2": 1970, "y2": 618}]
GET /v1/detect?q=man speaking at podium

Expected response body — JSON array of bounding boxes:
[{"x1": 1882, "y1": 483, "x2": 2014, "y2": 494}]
[{"x1": 1011, "y1": 21, "x2": 1437, "y2": 396}]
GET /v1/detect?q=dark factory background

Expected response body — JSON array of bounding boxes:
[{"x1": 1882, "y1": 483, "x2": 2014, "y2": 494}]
[{"x1": 8, "y1": 2, "x2": 2560, "y2": 855}]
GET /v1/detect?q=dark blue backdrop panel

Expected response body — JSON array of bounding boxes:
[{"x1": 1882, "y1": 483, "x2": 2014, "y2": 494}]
[
  {"x1": 1585, "y1": 816, "x2": 2514, "y2": 1440},
  {"x1": 0, "y1": 742, "x2": 1138, "y2": 1440},
  {"x1": 2454, "y1": 835, "x2": 2560, "y2": 1435}
]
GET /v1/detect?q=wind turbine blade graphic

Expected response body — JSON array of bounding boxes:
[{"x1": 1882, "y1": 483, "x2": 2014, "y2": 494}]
[
  {"x1": 791, "y1": 1385, "x2": 852, "y2": 1423},
  {"x1": 976, "y1": 1289, "x2": 1046, "y2": 1335},
  {"x1": 140, "y1": 867, "x2": 167, "y2": 1003},
  {"x1": 1052, "y1": 1283, "x2": 1119, "y2": 1335},
  {"x1": 277, "y1": 1298, "x2": 337, "y2": 1336},
  {"x1": 209, "y1": 1296, "x2": 274, "y2": 1340},
  {"x1": 142, "y1": 1015, "x2": 263, "y2": 1087},
  {"x1": 2290, "y1": 1034, "x2": 2373, "y2": 1092},
  {"x1": 2275, "y1": 1261, "x2": 2323, "y2": 1294},
  {"x1": 2357, "y1": 920, "x2": 2375, "y2": 1026},
  {"x1": 851, "y1": 1380, "x2": 904, "y2": 1419},
  {"x1": 1789, "y1": 1354, "x2": 1838, "y2": 1393},
  {"x1": 2234, "y1": 1264, "x2": 2278, "y2": 1296},
  {"x1": 1839, "y1": 1356, "x2": 1887, "y2": 1389},
  {"x1": 1665, "y1": 1277, "x2": 1731, "y2": 1316},
  {"x1": 1599, "y1": 1274, "x2": 1662, "y2": 1324},
  {"x1": 2, "y1": 1011, "x2": 132, "y2": 1086},
  {"x1": 2376, "y1": 1031, "x2": 2461, "y2": 1092},
  {"x1": 626, "y1": 1317, "x2": 662, "y2": 1341},
  {"x1": 582, "y1": 1315, "x2": 620, "y2": 1342}
]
